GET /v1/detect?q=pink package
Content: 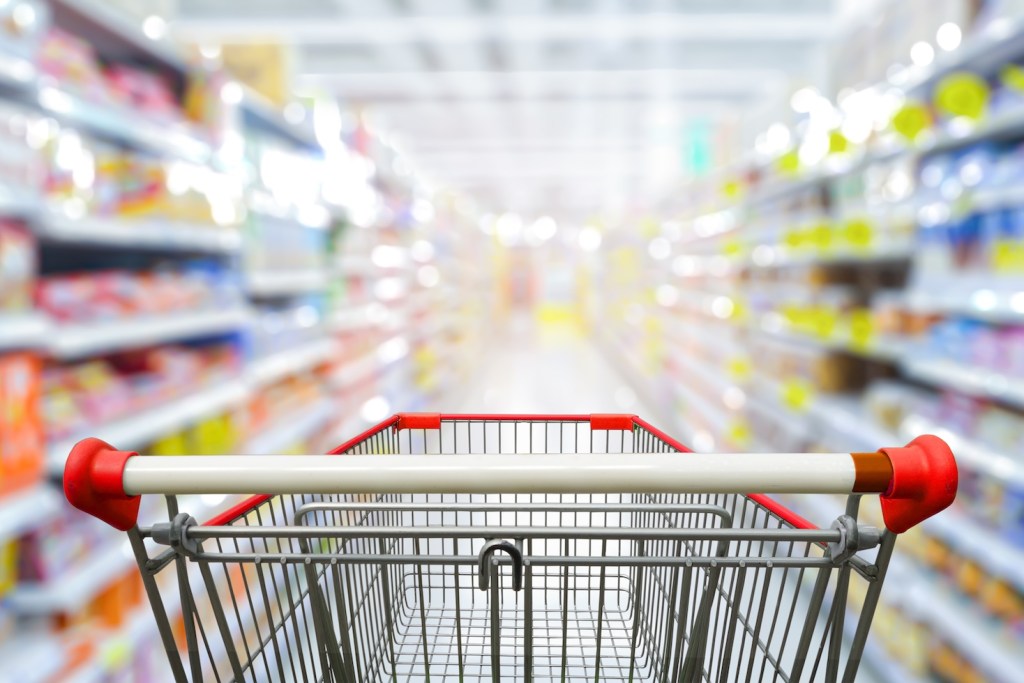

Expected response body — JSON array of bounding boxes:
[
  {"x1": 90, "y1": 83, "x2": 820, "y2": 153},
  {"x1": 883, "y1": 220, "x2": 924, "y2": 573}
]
[
  {"x1": 1003, "y1": 327, "x2": 1024, "y2": 378},
  {"x1": 969, "y1": 325, "x2": 1001, "y2": 373},
  {"x1": 104, "y1": 65, "x2": 179, "y2": 119}
]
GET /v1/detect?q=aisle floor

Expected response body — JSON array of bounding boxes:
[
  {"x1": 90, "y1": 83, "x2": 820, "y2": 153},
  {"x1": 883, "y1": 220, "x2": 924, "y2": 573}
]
[{"x1": 441, "y1": 313, "x2": 656, "y2": 418}]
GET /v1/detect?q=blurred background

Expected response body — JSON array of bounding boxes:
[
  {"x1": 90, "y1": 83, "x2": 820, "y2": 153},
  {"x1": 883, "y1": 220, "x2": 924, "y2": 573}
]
[{"x1": 0, "y1": 0, "x2": 1022, "y2": 681}]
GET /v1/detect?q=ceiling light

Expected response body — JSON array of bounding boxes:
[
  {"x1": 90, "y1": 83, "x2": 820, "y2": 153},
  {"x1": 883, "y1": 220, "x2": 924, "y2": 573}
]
[
  {"x1": 936, "y1": 22, "x2": 962, "y2": 51},
  {"x1": 220, "y1": 81, "x2": 243, "y2": 105},
  {"x1": 765, "y1": 123, "x2": 791, "y2": 153},
  {"x1": 142, "y1": 15, "x2": 166, "y2": 40},
  {"x1": 648, "y1": 238, "x2": 671, "y2": 260},
  {"x1": 578, "y1": 226, "x2": 602, "y2": 251},
  {"x1": 790, "y1": 87, "x2": 820, "y2": 114},
  {"x1": 910, "y1": 41, "x2": 935, "y2": 67}
]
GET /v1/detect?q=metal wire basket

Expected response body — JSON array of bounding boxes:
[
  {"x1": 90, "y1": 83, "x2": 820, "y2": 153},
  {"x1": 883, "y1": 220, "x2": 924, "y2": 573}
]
[{"x1": 64, "y1": 413, "x2": 958, "y2": 682}]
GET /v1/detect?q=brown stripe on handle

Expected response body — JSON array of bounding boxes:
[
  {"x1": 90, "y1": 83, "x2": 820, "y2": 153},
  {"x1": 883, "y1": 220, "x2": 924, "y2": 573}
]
[{"x1": 851, "y1": 451, "x2": 894, "y2": 493}]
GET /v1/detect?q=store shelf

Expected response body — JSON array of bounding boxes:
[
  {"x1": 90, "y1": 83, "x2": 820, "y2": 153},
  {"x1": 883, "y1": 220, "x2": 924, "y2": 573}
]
[
  {"x1": 46, "y1": 381, "x2": 250, "y2": 469},
  {"x1": 35, "y1": 210, "x2": 242, "y2": 252},
  {"x1": 922, "y1": 508, "x2": 1024, "y2": 592},
  {"x1": 903, "y1": 287, "x2": 1024, "y2": 323},
  {"x1": 0, "y1": 633, "x2": 68, "y2": 683},
  {"x1": 753, "y1": 322, "x2": 907, "y2": 364},
  {"x1": 7, "y1": 538, "x2": 134, "y2": 614},
  {"x1": 48, "y1": 307, "x2": 250, "y2": 360},
  {"x1": 892, "y1": 564, "x2": 1024, "y2": 683},
  {"x1": 243, "y1": 399, "x2": 334, "y2": 455},
  {"x1": 327, "y1": 415, "x2": 374, "y2": 446},
  {"x1": 743, "y1": 105, "x2": 1024, "y2": 211},
  {"x1": 329, "y1": 350, "x2": 380, "y2": 388},
  {"x1": 756, "y1": 243, "x2": 915, "y2": 269},
  {"x1": 809, "y1": 394, "x2": 901, "y2": 452},
  {"x1": 902, "y1": 357, "x2": 1024, "y2": 409},
  {"x1": 248, "y1": 338, "x2": 339, "y2": 387},
  {"x1": 904, "y1": 16, "x2": 1024, "y2": 95},
  {"x1": 62, "y1": 606, "x2": 168, "y2": 683},
  {"x1": 901, "y1": 414, "x2": 1024, "y2": 488},
  {"x1": 35, "y1": 86, "x2": 210, "y2": 163},
  {"x1": 330, "y1": 302, "x2": 385, "y2": 332},
  {"x1": 0, "y1": 313, "x2": 48, "y2": 350},
  {"x1": 0, "y1": 49, "x2": 36, "y2": 91},
  {"x1": 245, "y1": 269, "x2": 331, "y2": 297},
  {"x1": 0, "y1": 485, "x2": 62, "y2": 543},
  {"x1": 335, "y1": 256, "x2": 378, "y2": 276},
  {"x1": 35, "y1": 86, "x2": 212, "y2": 164}
]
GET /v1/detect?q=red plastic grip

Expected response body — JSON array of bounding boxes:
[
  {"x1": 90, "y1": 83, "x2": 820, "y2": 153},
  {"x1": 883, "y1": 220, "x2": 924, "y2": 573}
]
[
  {"x1": 879, "y1": 434, "x2": 958, "y2": 534},
  {"x1": 396, "y1": 413, "x2": 442, "y2": 430},
  {"x1": 64, "y1": 437, "x2": 141, "y2": 531},
  {"x1": 589, "y1": 414, "x2": 636, "y2": 431}
]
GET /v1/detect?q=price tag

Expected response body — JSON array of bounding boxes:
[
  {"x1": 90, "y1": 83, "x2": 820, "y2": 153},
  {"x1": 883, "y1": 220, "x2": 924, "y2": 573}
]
[
  {"x1": 727, "y1": 420, "x2": 751, "y2": 447},
  {"x1": 810, "y1": 222, "x2": 834, "y2": 253},
  {"x1": 723, "y1": 238, "x2": 744, "y2": 258},
  {"x1": 935, "y1": 71, "x2": 990, "y2": 121},
  {"x1": 891, "y1": 101, "x2": 932, "y2": 142},
  {"x1": 103, "y1": 640, "x2": 132, "y2": 670},
  {"x1": 722, "y1": 179, "x2": 743, "y2": 200},
  {"x1": 1000, "y1": 64, "x2": 1024, "y2": 93},
  {"x1": 777, "y1": 150, "x2": 800, "y2": 175},
  {"x1": 781, "y1": 378, "x2": 813, "y2": 412},
  {"x1": 842, "y1": 218, "x2": 875, "y2": 250},
  {"x1": 849, "y1": 309, "x2": 875, "y2": 349},
  {"x1": 810, "y1": 307, "x2": 838, "y2": 340},
  {"x1": 726, "y1": 356, "x2": 752, "y2": 381},
  {"x1": 828, "y1": 131, "x2": 849, "y2": 155}
]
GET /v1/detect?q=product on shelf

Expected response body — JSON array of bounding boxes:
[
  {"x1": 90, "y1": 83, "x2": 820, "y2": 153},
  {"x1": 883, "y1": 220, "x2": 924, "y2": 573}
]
[
  {"x1": 0, "y1": 102, "x2": 45, "y2": 194},
  {"x1": 103, "y1": 64, "x2": 178, "y2": 120},
  {"x1": 250, "y1": 302, "x2": 325, "y2": 359},
  {"x1": 42, "y1": 343, "x2": 242, "y2": 442},
  {"x1": 244, "y1": 216, "x2": 330, "y2": 272},
  {"x1": 37, "y1": 28, "x2": 108, "y2": 103},
  {"x1": 244, "y1": 374, "x2": 324, "y2": 438},
  {"x1": 0, "y1": 220, "x2": 34, "y2": 315},
  {"x1": 36, "y1": 264, "x2": 241, "y2": 323},
  {"x1": 0, "y1": 352, "x2": 43, "y2": 495}
]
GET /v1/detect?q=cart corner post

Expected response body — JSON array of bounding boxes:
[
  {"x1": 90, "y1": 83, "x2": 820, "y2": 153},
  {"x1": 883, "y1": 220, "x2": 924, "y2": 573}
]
[{"x1": 64, "y1": 437, "x2": 142, "y2": 531}]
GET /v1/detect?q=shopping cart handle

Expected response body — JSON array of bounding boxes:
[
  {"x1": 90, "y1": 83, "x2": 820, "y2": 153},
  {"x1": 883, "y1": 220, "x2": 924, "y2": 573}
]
[
  {"x1": 63, "y1": 434, "x2": 957, "y2": 534},
  {"x1": 64, "y1": 437, "x2": 141, "y2": 531},
  {"x1": 878, "y1": 435, "x2": 958, "y2": 534}
]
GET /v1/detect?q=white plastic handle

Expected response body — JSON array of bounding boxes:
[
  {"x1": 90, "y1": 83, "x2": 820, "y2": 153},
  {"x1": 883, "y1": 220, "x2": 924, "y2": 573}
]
[{"x1": 120, "y1": 453, "x2": 858, "y2": 495}]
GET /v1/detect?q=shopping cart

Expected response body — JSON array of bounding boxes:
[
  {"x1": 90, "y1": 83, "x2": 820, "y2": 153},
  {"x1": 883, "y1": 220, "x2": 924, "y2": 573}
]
[{"x1": 64, "y1": 413, "x2": 957, "y2": 683}]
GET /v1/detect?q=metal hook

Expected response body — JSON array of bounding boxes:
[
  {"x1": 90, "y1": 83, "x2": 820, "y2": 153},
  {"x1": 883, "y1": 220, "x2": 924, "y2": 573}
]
[{"x1": 477, "y1": 539, "x2": 524, "y2": 591}]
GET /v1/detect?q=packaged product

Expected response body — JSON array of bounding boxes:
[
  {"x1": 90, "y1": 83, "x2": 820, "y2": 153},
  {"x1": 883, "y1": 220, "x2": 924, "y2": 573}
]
[
  {"x1": 0, "y1": 220, "x2": 34, "y2": 314},
  {"x1": 103, "y1": 64, "x2": 179, "y2": 120},
  {"x1": 0, "y1": 353, "x2": 43, "y2": 494},
  {"x1": 0, "y1": 539, "x2": 17, "y2": 596},
  {"x1": 37, "y1": 28, "x2": 108, "y2": 102}
]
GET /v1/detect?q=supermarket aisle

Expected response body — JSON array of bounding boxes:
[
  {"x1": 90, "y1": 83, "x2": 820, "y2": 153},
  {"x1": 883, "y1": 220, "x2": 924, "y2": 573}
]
[{"x1": 443, "y1": 312, "x2": 656, "y2": 418}]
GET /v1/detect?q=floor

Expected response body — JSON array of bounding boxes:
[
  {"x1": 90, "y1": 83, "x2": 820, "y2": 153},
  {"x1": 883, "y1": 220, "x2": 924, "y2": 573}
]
[{"x1": 441, "y1": 312, "x2": 654, "y2": 418}]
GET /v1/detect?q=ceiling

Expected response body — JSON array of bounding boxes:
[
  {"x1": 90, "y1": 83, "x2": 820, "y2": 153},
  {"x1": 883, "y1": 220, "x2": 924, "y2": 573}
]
[{"x1": 161, "y1": 0, "x2": 843, "y2": 224}]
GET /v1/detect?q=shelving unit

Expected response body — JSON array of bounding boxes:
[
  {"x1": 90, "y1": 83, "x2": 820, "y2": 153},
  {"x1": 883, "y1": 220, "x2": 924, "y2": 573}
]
[
  {"x1": 34, "y1": 209, "x2": 243, "y2": 252},
  {"x1": 47, "y1": 308, "x2": 251, "y2": 360},
  {"x1": 244, "y1": 269, "x2": 331, "y2": 296},
  {"x1": 0, "y1": 485, "x2": 61, "y2": 543},
  {"x1": 7, "y1": 538, "x2": 135, "y2": 614},
  {"x1": 45, "y1": 381, "x2": 250, "y2": 469},
  {"x1": 595, "y1": 14, "x2": 1024, "y2": 681}
]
